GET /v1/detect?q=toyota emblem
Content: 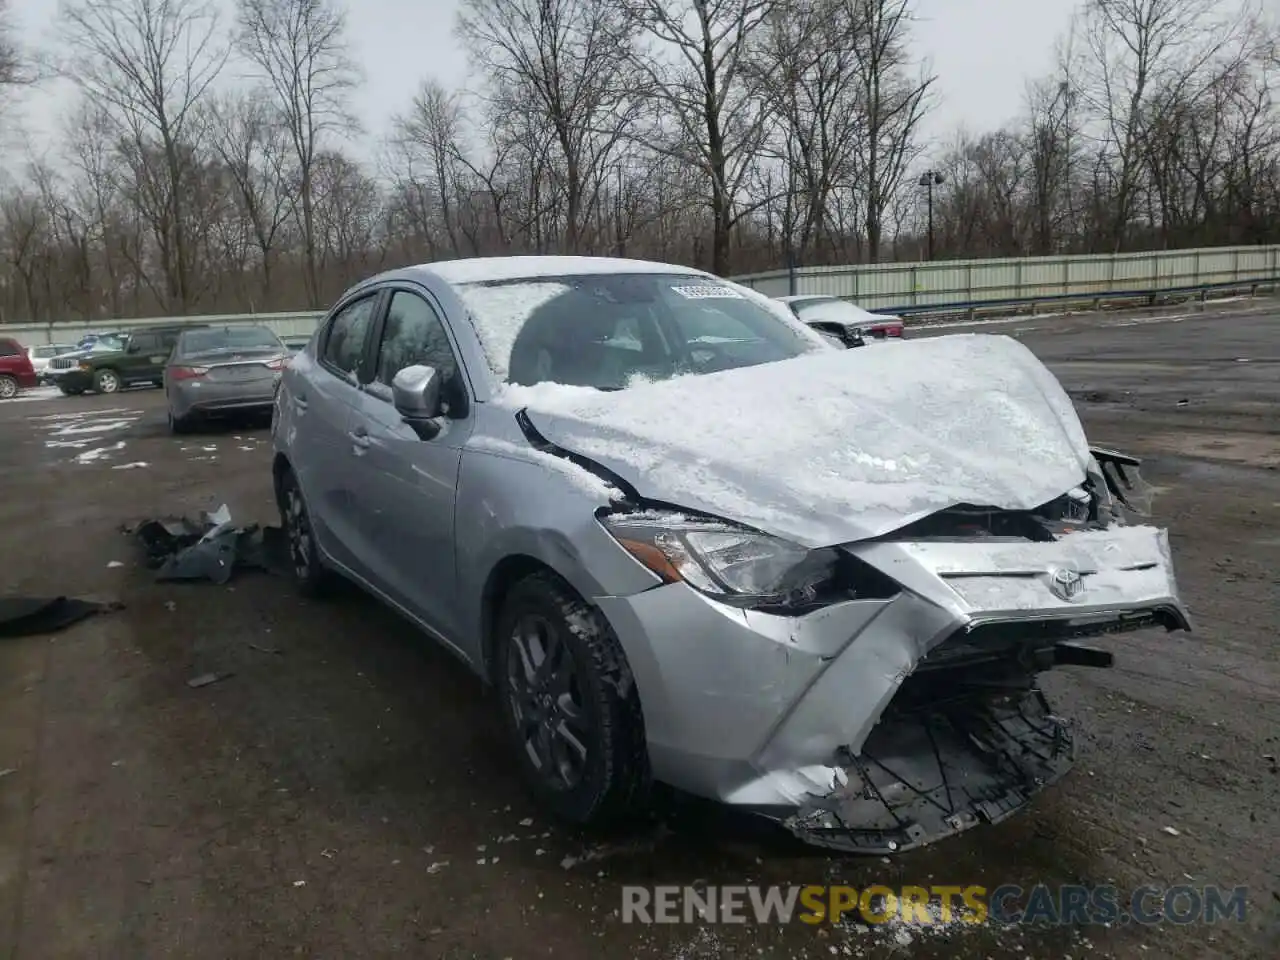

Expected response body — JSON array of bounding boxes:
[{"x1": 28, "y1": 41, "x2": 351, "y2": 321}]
[{"x1": 1048, "y1": 566, "x2": 1084, "y2": 602}]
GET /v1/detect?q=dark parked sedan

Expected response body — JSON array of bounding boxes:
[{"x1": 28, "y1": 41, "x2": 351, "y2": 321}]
[{"x1": 164, "y1": 325, "x2": 289, "y2": 433}]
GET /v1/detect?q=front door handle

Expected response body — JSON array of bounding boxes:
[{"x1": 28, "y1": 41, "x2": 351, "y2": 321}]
[{"x1": 349, "y1": 425, "x2": 371, "y2": 455}]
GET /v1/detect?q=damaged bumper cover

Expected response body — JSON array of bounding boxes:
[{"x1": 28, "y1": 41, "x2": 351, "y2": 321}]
[{"x1": 596, "y1": 515, "x2": 1188, "y2": 855}]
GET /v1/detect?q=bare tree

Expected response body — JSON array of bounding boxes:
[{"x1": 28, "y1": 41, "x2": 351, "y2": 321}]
[
  {"x1": 1079, "y1": 0, "x2": 1252, "y2": 249},
  {"x1": 237, "y1": 0, "x2": 358, "y2": 307},
  {"x1": 755, "y1": 0, "x2": 866, "y2": 262},
  {"x1": 206, "y1": 90, "x2": 294, "y2": 305},
  {"x1": 1025, "y1": 70, "x2": 1080, "y2": 254},
  {"x1": 458, "y1": 0, "x2": 640, "y2": 254},
  {"x1": 0, "y1": 0, "x2": 30, "y2": 96},
  {"x1": 391, "y1": 79, "x2": 471, "y2": 256},
  {"x1": 848, "y1": 0, "x2": 934, "y2": 262},
  {"x1": 57, "y1": 0, "x2": 229, "y2": 311},
  {"x1": 622, "y1": 0, "x2": 779, "y2": 275}
]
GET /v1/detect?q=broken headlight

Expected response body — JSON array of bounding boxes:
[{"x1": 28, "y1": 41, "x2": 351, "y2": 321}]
[{"x1": 600, "y1": 511, "x2": 840, "y2": 608}]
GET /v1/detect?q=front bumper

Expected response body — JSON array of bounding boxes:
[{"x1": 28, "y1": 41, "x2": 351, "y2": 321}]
[
  {"x1": 596, "y1": 522, "x2": 1187, "y2": 853},
  {"x1": 54, "y1": 369, "x2": 92, "y2": 391}
]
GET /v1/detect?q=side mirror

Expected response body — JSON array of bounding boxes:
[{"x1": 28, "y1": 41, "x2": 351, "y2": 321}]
[{"x1": 392, "y1": 364, "x2": 443, "y2": 439}]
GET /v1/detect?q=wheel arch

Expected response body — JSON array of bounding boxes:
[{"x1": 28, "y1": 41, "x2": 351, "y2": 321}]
[
  {"x1": 271, "y1": 451, "x2": 293, "y2": 510},
  {"x1": 480, "y1": 553, "x2": 563, "y2": 682}
]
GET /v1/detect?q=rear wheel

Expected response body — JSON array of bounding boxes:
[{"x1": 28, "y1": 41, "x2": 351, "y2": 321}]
[
  {"x1": 0, "y1": 374, "x2": 16, "y2": 400},
  {"x1": 278, "y1": 467, "x2": 330, "y2": 597},
  {"x1": 168, "y1": 409, "x2": 194, "y2": 435},
  {"x1": 492, "y1": 571, "x2": 649, "y2": 826},
  {"x1": 93, "y1": 368, "x2": 120, "y2": 394},
  {"x1": 59, "y1": 384, "x2": 84, "y2": 396}
]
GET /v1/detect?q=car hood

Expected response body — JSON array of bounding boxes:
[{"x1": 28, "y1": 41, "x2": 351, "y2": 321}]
[{"x1": 501, "y1": 333, "x2": 1093, "y2": 547}]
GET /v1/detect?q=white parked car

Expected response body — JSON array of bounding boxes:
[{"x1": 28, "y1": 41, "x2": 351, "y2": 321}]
[
  {"x1": 26, "y1": 343, "x2": 79, "y2": 383},
  {"x1": 775, "y1": 295, "x2": 905, "y2": 348}
]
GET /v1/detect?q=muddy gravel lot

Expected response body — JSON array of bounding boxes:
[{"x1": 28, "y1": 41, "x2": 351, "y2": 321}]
[{"x1": 1, "y1": 298, "x2": 1277, "y2": 959}]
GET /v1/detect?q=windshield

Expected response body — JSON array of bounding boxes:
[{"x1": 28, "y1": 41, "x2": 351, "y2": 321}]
[
  {"x1": 180, "y1": 326, "x2": 283, "y2": 355},
  {"x1": 89, "y1": 335, "x2": 126, "y2": 352},
  {"x1": 457, "y1": 273, "x2": 823, "y2": 389}
]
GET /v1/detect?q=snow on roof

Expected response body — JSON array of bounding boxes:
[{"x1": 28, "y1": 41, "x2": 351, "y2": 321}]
[{"x1": 420, "y1": 256, "x2": 710, "y2": 286}]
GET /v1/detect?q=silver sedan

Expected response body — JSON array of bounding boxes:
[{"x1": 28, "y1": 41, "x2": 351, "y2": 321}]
[
  {"x1": 270, "y1": 257, "x2": 1189, "y2": 853},
  {"x1": 164, "y1": 325, "x2": 289, "y2": 433}
]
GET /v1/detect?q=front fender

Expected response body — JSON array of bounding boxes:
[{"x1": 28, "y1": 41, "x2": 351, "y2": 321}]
[{"x1": 454, "y1": 443, "x2": 662, "y2": 665}]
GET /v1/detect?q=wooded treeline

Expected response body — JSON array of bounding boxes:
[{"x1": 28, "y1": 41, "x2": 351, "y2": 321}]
[{"x1": 0, "y1": 0, "x2": 1276, "y2": 322}]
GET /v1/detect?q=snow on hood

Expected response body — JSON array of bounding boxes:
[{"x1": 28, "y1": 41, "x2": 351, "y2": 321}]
[{"x1": 498, "y1": 334, "x2": 1092, "y2": 547}]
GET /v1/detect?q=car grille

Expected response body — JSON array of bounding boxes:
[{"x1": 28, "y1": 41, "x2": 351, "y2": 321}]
[{"x1": 50, "y1": 356, "x2": 78, "y2": 370}]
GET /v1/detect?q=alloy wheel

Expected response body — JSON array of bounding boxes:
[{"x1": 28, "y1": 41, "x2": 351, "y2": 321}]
[
  {"x1": 505, "y1": 614, "x2": 590, "y2": 792},
  {"x1": 0, "y1": 375, "x2": 16, "y2": 400},
  {"x1": 96, "y1": 370, "x2": 120, "y2": 393},
  {"x1": 284, "y1": 483, "x2": 313, "y2": 582}
]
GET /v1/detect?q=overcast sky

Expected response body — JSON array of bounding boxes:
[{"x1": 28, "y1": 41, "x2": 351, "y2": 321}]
[{"x1": 4, "y1": 0, "x2": 1080, "y2": 167}]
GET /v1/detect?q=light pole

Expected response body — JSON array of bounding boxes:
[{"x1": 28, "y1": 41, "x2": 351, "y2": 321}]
[{"x1": 918, "y1": 170, "x2": 944, "y2": 260}]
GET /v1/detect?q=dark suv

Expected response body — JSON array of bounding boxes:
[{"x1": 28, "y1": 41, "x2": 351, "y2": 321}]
[{"x1": 56, "y1": 324, "x2": 209, "y2": 395}]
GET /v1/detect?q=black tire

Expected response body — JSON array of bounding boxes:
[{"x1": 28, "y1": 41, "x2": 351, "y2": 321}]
[
  {"x1": 59, "y1": 385, "x2": 85, "y2": 396},
  {"x1": 492, "y1": 571, "x2": 649, "y2": 826},
  {"x1": 168, "y1": 409, "x2": 194, "y2": 435},
  {"x1": 0, "y1": 374, "x2": 16, "y2": 400},
  {"x1": 93, "y1": 368, "x2": 121, "y2": 394},
  {"x1": 278, "y1": 467, "x2": 330, "y2": 598}
]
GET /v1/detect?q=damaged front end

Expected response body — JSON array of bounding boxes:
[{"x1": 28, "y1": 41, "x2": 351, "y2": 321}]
[
  {"x1": 767, "y1": 447, "x2": 1188, "y2": 854},
  {"x1": 592, "y1": 445, "x2": 1189, "y2": 856}
]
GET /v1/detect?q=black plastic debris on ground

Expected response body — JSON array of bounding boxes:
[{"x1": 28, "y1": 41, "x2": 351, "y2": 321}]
[
  {"x1": 125, "y1": 504, "x2": 291, "y2": 585},
  {"x1": 0, "y1": 596, "x2": 122, "y2": 639}
]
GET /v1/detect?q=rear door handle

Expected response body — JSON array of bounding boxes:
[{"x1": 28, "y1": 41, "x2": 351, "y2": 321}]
[
  {"x1": 294, "y1": 392, "x2": 308, "y2": 413},
  {"x1": 349, "y1": 425, "x2": 371, "y2": 455}
]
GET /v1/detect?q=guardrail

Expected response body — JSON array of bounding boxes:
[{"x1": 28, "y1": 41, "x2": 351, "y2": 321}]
[
  {"x1": 9, "y1": 310, "x2": 326, "y2": 347},
  {"x1": 734, "y1": 243, "x2": 1280, "y2": 308},
  {"x1": 4, "y1": 243, "x2": 1279, "y2": 344},
  {"x1": 869, "y1": 275, "x2": 1280, "y2": 318}
]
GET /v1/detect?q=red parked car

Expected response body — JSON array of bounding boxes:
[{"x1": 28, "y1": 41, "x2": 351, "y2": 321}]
[{"x1": 0, "y1": 336, "x2": 38, "y2": 400}]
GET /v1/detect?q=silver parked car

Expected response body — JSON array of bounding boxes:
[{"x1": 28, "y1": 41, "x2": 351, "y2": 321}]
[
  {"x1": 271, "y1": 256, "x2": 1189, "y2": 852},
  {"x1": 165, "y1": 325, "x2": 289, "y2": 433}
]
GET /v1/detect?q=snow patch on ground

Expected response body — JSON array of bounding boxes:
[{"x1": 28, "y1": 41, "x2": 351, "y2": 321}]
[
  {"x1": 6, "y1": 386, "x2": 63, "y2": 403},
  {"x1": 74, "y1": 441, "x2": 126, "y2": 463}
]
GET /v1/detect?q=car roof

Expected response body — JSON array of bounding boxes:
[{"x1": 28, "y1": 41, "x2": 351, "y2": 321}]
[
  {"x1": 133, "y1": 322, "x2": 210, "y2": 333},
  {"x1": 382, "y1": 255, "x2": 713, "y2": 288},
  {"x1": 775, "y1": 295, "x2": 837, "y2": 304}
]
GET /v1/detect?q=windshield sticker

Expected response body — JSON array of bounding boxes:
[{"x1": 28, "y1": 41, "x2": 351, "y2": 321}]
[{"x1": 670, "y1": 284, "x2": 744, "y2": 300}]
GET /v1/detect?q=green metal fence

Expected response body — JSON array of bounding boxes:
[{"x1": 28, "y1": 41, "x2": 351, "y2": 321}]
[{"x1": 6, "y1": 244, "x2": 1279, "y2": 345}]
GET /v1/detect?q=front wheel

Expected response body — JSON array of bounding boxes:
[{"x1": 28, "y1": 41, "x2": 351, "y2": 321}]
[
  {"x1": 493, "y1": 571, "x2": 649, "y2": 826},
  {"x1": 0, "y1": 374, "x2": 16, "y2": 400},
  {"x1": 93, "y1": 368, "x2": 120, "y2": 394}
]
